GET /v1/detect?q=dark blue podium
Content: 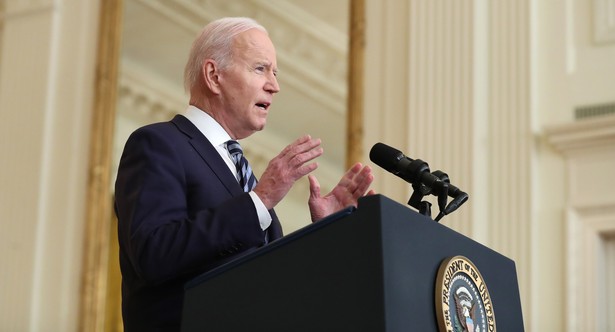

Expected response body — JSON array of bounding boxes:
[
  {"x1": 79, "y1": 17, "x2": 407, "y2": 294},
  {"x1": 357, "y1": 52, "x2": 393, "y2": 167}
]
[{"x1": 181, "y1": 194, "x2": 524, "y2": 331}]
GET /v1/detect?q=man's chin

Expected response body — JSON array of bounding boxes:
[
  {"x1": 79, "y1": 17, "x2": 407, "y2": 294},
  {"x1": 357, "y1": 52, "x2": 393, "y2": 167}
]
[{"x1": 239, "y1": 124, "x2": 266, "y2": 139}]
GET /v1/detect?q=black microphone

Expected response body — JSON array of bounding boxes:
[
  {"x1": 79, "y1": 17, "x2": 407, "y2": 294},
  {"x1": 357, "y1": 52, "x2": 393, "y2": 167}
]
[
  {"x1": 368, "y1": 142, "x2": 406, "y2": 174},
  {"x1": 369, "y1": 142, "x2": 440, "y2": 191},
  {"x1": 369, "y1": 142, "x2": 468, "y2": 217}
]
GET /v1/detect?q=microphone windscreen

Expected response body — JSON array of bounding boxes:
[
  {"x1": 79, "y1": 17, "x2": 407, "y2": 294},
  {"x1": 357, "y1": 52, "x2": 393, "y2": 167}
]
[{"x1": 369, "y1": 143, "x2": 403, "y2": 172}]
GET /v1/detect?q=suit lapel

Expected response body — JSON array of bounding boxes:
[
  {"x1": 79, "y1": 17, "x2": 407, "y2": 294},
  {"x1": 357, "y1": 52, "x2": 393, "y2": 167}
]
[{"x1": 171, "y1": 114, "x2": 243, "y2": 196}]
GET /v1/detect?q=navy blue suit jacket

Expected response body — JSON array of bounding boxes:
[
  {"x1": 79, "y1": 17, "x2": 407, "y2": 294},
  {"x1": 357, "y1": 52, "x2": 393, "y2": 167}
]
[{"x1": 114, "y1": 114, "x2": 283, "y2": 331}]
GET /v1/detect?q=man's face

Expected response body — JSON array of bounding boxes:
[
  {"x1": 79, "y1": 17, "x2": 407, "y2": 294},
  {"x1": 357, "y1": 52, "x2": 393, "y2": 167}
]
[{"x1": 217, "y1": 29, "x2": 280, "y2": 139}]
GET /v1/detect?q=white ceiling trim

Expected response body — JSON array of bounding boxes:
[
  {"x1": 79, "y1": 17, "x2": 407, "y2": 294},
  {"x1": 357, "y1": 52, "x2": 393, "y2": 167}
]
[{"x1": 118, "y1": 61, "x2": 186, "y2": 122}]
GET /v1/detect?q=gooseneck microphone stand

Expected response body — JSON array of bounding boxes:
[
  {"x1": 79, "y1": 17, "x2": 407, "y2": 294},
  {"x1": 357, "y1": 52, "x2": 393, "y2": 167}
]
[{"x1": 402, "y1": 158, "x2": 468, "y2": 222}]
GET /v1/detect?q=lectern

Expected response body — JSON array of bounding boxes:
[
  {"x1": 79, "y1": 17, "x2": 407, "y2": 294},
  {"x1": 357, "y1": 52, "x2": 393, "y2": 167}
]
[{"x1": 182, "y1": 195, "x2": 524, "y2": 331}]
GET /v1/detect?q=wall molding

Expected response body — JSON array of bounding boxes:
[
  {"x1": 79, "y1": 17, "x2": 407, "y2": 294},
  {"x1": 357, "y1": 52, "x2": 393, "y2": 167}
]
[
  {"x1": 593, "y1": 0, "x2": 615, "y2": 44},
  {"x1": 566, "y1": 204, "x2": 615, "y2": 331},
  {"x1": 545, "y1": 114, "x2": 615, "y2": 153}
]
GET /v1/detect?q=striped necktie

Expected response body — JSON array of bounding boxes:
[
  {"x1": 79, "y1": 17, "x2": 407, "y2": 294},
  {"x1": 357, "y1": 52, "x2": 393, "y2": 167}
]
[{"x1": 226, "y1": 140, "x2": 257, "y2": 192}]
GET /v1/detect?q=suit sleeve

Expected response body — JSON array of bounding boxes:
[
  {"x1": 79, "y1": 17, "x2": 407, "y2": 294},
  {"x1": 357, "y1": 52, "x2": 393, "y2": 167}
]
[{"x1": 115, "y1": 126, "x2": 266, "y2": 285}]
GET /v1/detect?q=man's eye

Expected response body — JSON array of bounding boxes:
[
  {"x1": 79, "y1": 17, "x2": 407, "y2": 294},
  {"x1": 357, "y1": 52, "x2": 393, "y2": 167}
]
[{"x1": 255, "y1": 66, "x2": 265, "y2": 72}]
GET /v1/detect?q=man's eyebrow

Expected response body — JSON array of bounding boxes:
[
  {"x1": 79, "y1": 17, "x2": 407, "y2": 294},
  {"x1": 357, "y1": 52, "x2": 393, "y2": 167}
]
[
  {"x1": 255, "y1": 61, "x2": 272, "y2": 67},
  {"x1": 256, "y1": 61, "x2": 279, "y2": 73}
]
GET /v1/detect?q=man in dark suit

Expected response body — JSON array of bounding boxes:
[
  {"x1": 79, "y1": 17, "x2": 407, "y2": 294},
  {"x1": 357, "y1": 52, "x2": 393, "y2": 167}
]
[{"x1": 114, "y1": 17, "x2": 374, "y2": 331}]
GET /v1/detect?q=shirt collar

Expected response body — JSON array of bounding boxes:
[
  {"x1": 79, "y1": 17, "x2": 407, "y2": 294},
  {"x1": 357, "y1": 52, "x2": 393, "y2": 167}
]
[{"x1": 183, "y1": 105, "x2": 231, "y2": 147}]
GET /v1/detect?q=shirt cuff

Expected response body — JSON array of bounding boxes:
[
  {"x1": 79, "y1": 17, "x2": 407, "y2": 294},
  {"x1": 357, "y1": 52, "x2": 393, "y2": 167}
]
[{"x1": 248, "y1": 191, "x2": 272, "y2": 231}]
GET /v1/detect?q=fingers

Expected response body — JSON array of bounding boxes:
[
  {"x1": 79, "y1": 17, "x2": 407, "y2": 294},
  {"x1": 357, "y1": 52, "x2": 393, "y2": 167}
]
[
  {"x1": 254, "y1": 135, "x2": 323, "y2": 209},
  {"x1": 307, "y1": 162, "x2": 376, "y2": 222},
  {"x1": 308, "y1": 174, "x2": 321, "y2": 199},
  {"x1": 351, "y1": 165, "x2": 374, "y2": 197},
  {"x1": 288, "y1": 136, "x2": 323, "y2": 169},
  {"x1": 340, "y1": 163, "x2": 372, "y2": 188},
  {"x1": 281, "y1": 135, "x2": 322, "y2": 159},
  {"x1": 283, "y1": 135, "x2": 323, "y2": 177},
  {"x1": 336, "y1": 163, "x2": 374, "y2": 204}
]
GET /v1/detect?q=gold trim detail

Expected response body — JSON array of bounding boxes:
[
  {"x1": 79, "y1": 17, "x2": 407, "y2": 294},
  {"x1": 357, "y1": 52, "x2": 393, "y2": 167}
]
[
  {"x1": 79, "y1": 0, "x2": 123, "y2": 331},
  {"x1": 346, "y1": 0, "x2": 365, "y2": 167}
]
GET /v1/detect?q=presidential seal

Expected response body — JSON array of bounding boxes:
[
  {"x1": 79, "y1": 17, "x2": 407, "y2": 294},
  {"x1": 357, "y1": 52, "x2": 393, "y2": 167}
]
[{"x1": 435, "y1": 256, "x2": 496, "y2": 332}]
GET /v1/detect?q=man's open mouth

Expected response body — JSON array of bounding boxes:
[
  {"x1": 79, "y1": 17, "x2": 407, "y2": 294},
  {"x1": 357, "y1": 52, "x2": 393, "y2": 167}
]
[{"x1": 256, "y1": 103, "x2": 270, "y2": 110}]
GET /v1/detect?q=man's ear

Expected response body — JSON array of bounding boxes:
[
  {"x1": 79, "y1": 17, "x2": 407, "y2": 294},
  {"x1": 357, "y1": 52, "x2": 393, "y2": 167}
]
[{"x1": 202, "y1": 59, "x2": 221, "y2": 94}]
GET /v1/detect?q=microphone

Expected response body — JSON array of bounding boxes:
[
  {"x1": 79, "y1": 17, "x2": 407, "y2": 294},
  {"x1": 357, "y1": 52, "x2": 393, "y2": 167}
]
[
  {"x1": 369, "y1": 142, "x2": 428, "y2": 186},
  {"x1": 369, "y1": 142, "x2": 468, "y2": 218}
]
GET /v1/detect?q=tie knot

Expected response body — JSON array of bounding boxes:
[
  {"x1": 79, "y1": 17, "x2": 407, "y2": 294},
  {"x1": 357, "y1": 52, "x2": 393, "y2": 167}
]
[{"x1": 226, "y1": 140, "x2": 243, "y2": 157}]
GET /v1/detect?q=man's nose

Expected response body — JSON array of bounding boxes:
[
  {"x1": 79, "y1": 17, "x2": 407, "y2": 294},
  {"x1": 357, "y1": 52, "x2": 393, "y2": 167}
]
[{"x1": 265, "y1": 74, "x2": 280, "y2": 94}]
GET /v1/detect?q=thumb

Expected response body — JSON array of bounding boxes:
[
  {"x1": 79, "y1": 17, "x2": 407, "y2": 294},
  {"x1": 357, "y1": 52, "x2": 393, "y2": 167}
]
[{"x1": 308, "y1": 174, "x2": 321, "y2": 199}]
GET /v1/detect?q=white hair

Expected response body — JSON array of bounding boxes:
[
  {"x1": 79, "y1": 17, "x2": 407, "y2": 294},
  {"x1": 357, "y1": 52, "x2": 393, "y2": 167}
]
[{"x1": 184, "y1": 17, "x2": 268, "y2": 92}]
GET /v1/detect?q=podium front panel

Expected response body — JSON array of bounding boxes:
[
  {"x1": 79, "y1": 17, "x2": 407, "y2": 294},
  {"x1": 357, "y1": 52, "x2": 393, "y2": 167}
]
[{"x1": 182, "y1": 195, "x2": 524, "y2": 331}]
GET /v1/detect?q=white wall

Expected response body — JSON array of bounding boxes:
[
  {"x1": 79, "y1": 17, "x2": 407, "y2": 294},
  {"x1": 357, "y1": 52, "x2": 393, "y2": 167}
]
[{"x1": 0, "y1": 1, "x2": 100, "y2": 330}]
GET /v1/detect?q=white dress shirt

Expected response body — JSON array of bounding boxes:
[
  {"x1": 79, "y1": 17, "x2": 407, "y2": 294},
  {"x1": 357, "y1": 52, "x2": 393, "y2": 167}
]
[{"x1": 183, "y1": 105, "x2": 272, "y2": 231}]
